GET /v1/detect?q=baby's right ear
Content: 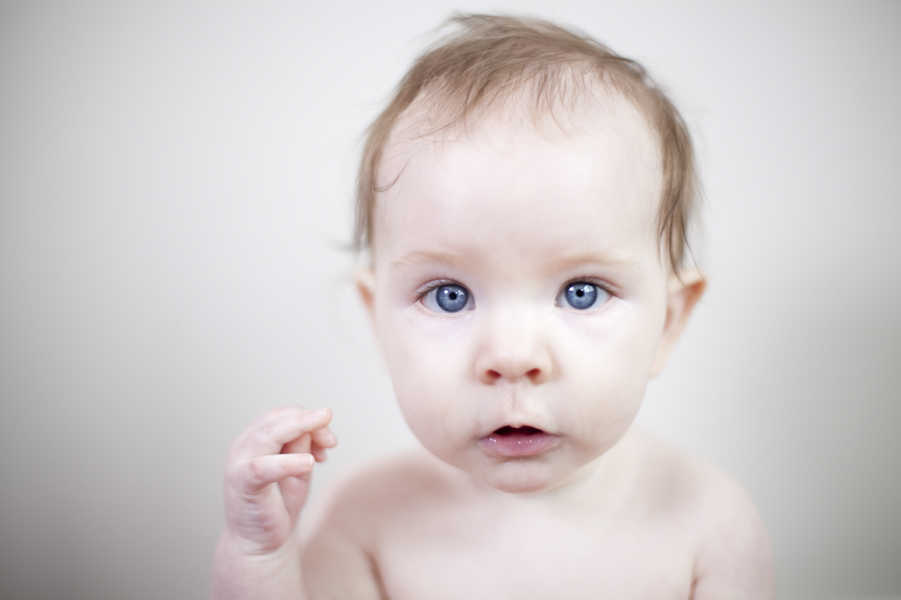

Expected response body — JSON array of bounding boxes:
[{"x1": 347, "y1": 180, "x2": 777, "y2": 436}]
[{"x1": 354, "y1": 267, "x2": 377, "y2": 325}]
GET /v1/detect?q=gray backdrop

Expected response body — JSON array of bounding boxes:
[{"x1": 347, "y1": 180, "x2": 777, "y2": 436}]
[{"x1": 1, "y1": 1, "x2": 899, "y2": 599}]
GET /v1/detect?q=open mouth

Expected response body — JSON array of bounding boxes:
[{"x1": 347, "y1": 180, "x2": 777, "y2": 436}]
[
  {"x1": 478, "y1": 425, "x2": 559, "y2": 457},
  {"x1": 494, "y1": 425, "x2": 543, "y2": 436}
]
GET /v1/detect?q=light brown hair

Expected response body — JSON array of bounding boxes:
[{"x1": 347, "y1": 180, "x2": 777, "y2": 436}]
[{"x1": 354, "y1": 14, "x2": 698, "y2": 273}]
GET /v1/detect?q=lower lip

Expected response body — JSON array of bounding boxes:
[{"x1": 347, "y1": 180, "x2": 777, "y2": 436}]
[{"x1": 478, "y1": 429, "x2": 560, "y2": 457}]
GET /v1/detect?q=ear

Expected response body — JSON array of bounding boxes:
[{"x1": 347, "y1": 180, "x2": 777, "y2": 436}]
[
  {"x1": 354, "y1": 267, "x2": 377, "y2": 325},
  {"x1": 650, "y1": 269, "x2": 706, "y2": 377}
]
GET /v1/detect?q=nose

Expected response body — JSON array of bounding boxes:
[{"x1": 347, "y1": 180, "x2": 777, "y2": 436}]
[{"x1": 474, "y1": 307, "x2": 552, "y2": 385}]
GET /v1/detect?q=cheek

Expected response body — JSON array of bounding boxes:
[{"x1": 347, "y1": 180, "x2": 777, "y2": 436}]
[
  {"x1": 375, "y1": 309, "x2": 473, "y2": 445},
  {"x1": 561, "y1": 345, "x2": 647, "y2": 434},
  {"x1": 555, "y1": 306, "x2": 664, "y2": 432}
]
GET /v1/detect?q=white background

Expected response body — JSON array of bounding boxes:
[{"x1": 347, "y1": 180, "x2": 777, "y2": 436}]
[{"x1": 1, "y1": 1, "x2": 899, "y2": 599}]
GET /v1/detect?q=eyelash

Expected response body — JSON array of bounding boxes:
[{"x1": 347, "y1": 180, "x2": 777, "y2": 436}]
[
  {"x1": 564, "y1": 277, "x2": 616, "y2": 297},
  {"x1": 416, "y1": 278, "x2": 616, "y2": 311},
  {"x1": 416, "y1": 279, "x2": 458, "y2": 299},
  {"x1": 416, "y1": 279, "x2": 474, "y2": 314},
  {"x1": 556, "y1": 278, "x2": 615, "y2": 310}
]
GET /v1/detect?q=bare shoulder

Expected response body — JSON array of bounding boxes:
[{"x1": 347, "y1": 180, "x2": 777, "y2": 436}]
[
  {"x1": 305, "y1": 446, "x2": 458, "y2": 535},
  {"x1": 300, "y1": 447, "x2": 454, "y2": 599},
  {"x1": 625, "y1": 428, "x2": 776, "y2": 599}
]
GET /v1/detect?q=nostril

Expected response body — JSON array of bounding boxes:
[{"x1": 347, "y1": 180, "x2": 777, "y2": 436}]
[{"x1": 482, "y1": 367, "x2": 543, "y2": 384}]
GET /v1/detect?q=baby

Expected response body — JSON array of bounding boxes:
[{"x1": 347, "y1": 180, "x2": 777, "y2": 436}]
[{"x1": 212, "y1": 15, "x2": 775, "y2": 600}]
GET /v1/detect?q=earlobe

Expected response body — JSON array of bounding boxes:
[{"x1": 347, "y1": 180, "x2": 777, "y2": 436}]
[
  {"x1": 354, "y1": 267, "x2": 378, "y2": 325},
  {"x1": 650, "y1": 269, "x2": 706, "y2": 377}
]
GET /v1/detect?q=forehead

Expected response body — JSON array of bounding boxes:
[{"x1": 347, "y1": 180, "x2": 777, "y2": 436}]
[{"x1": 372, "y1": 94, "x2": 663, "y2": 271}]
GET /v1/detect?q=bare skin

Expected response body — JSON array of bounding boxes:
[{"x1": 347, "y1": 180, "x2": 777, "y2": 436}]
[
  {"x1": 211, "y1": 94, "x2": 775, "y2": 599},
  {"x1": 211, "y1": 406, "x2": 337, "y2": 600},
  {"x1": 302, "y1": 428, "x2": 773, "y2": 599},
  {"x1": 211, "y1": 410, "x2": 773, "y2": 599}
]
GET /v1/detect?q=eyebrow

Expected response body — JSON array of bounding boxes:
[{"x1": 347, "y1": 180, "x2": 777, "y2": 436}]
[
  {"x1": 389, "y1": 250, "x2": 466, "y2": 271},
  {"x1": 549, "y1": 250, "x2": 642, "y2": 271},
  {"x1": 389, "y1": 249, "x2": 641, "y2": 272}
]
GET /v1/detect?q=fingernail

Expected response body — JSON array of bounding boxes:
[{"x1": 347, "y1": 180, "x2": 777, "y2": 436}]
[{"x1": 315, "y1": 407, "x2": 329, "y2": 417}]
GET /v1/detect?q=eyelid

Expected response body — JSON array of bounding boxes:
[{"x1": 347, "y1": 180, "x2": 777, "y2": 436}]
[
  {"x1": 414, "y1": 278, "x2": 458, "y2": 300},
  {"x1": 416, "y1": 279, "x2": 475, "y2": 313},
  {"x1": 556, "y1": 277, "x2": 615, "y2": 309},
  {"x1": 414, "y1": 277, "x2": 616, "y2": 309},
  {"x1": 561, "y1": 276, "x2": 617, "y2": 297}
]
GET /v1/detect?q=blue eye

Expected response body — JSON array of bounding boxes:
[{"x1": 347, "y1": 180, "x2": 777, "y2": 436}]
[
  {"x1": 424, "y1": 284, "x2": 471, "y2": 313},
  {"x1": 561, "y1": 282, "x2": 604, "y2": 310}
]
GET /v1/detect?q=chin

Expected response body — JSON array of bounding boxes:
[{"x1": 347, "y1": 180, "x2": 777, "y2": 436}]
[{"x1": 478, "y1": 461, "x2": 564, "y2": 494}]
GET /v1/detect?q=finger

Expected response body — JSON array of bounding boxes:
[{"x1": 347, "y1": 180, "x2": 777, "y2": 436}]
[
  {"x1": 234, "y1": 405, "x2": 306, "y2": 446},
  {"x1": 279, "y1": 424, "x2": 336, "y2": 456},
  {"x1": 279, "y1": 474, "x2": 312, "y2": 518},
  {"x1": 311, "y1": 445, "x2": 329, "y2": 462},
  {"x1": 311, "y1": 426, "x2": 338, "y2": 449},
  {"x1": 239, "y1": 453, "x2": 314, "y2": 494},
  {"x1": 238, "y1": 408, "x2": 333, "y2": 458},
  {"x1": 281, "y1": 432, "x2": 311, "y2": 456}
]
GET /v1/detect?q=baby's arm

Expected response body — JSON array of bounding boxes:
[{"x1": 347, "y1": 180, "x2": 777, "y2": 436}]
[{"x1": 210, "y1": 406, "x2": 337, "y2": 600}]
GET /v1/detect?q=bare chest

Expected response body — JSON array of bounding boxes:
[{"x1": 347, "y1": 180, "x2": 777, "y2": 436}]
[{"x1": 372, "y1": 504, "x2": 696, "y2": 600}]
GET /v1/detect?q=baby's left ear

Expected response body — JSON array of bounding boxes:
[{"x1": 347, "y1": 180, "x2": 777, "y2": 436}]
[
  {"x1": 651, "y1": 269, "x2": 706, "y2": 376},
  {"x1": 354, "y1": 267, "x2": 378, "y2": 326}
]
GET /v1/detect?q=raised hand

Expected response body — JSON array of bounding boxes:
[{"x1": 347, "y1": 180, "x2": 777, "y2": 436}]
[{"x1": 222, "y1": 406, "x2": 337, "y2": 555}]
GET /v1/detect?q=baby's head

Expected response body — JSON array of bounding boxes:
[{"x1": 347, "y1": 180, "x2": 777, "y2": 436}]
[
  {"x1": 355, "y1": 15, "x2": 706, "y2": 493},
  {"x1": 356, "y1": 14, "x2": 698, "y2": 275}
]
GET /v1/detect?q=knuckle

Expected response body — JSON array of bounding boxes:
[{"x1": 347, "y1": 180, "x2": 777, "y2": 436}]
[
  {"x1": 258, "y1": 420, "x2": 277, "y2": 441},
  {"x1": 248, "y1": 458, "x2": 268, "y2": 483}
]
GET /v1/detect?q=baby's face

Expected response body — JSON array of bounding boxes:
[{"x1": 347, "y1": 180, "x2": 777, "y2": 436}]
[{"x1": 359, "y1": 101, "x2": 688, "y2": 494}]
